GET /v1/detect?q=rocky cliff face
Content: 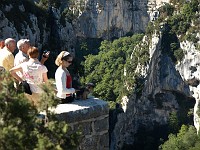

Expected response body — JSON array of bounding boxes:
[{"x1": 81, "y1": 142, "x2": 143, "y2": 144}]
[
  {"x1": 73, "y1": 0, "x2": 169, "y2": 39},
  {"x1": 0, "y1": 2, "x2": 76, "y2": 52},
  {"x1": 176, "y1": 40, "x2": 200, "y2": 134},
  {"x1": 0, "y1": 0, "x2": 169, "y2": 45},
  {"x1": 110, "y1": 32, "x2": 199, "y2": 149},
  {"x1": 1, "y1": 0, "x2": 199, "y2": 149}
]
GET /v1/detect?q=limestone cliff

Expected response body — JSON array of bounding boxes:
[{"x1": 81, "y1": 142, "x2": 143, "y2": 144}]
[
  {"x1": 176, "y1": 40, "x2": 200, "y2": 134},
  {"x1": 110, "y1": 22, "x2": 200, "y2": 149},
  {"x1": 0, "y1": 2, "x2": 76, "y2": 51},
  {"x1": 0, "y1": 0, "x2": 169, "y2": 45},
  {"x1": 72, "y1": 0, "x2": 169, "y2": 39},
  {"x1": 110, "y1": 33, "x2": 197, "y2": 149},
  {"x1": 0, "y1": 0, "x2": 199, "y2": 149}
]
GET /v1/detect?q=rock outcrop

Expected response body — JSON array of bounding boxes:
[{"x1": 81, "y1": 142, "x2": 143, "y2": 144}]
[
  {"x1": 176, "y1": 41, "x2": 200, "y2": 133},
  {"x1": 0, "y1": 0, "x2": 170, "y2": 45},
  {"x1": 110, "y1": 33, "x2": 196, "y2": 149}
]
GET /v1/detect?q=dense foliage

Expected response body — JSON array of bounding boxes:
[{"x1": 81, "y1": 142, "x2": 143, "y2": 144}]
[
  {"x1": 146, "y1": 0, "x2": 199, "y2": 62},
  {"x1": 160, "y1": 125, "x2": 200, "y2": 150},
  {"x1": 81, "y1": 34, "x2": 145, "y2": 102},
  {"x1": 0, "y1": 73, "x2": 80, "y2": 150}
]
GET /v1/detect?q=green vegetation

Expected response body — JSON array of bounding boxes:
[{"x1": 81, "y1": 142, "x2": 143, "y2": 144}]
[
  {"x1": 0, "y1": 73, "x2": 80, "y2": 149},
  {"x1": 168, "y1": 112, "x2": 179, "y2": 133},
  {"x1": 37, "y1": 0, "x2": 61, "y2": 9},
  {"x1": 159, "y1": 3, "x2": 175, "y2": 18},
  {"x1": 60, "y1": 0, "x2": 85, "y2": 24},
  {"x1": 146, "y1": 0, "x2": 199, "y2": 61},
  {"x1": 160, "y1": 125, "x2": 200, "y2": 150},
  {"x1": 82, "y1": 34, "x2": 146, "y2": 102}
]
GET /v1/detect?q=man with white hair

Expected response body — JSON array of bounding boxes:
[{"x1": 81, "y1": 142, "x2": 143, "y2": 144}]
[
  {"x1": 14, "y1": 39, "x2": 30, "y2": 66},
  {"x1": 15, "y1": 39, "x2": 49, "y2": 66},
  {"x1": 0, "y1": 38, "x2": 16, "y2": 71},
  {"x1": 14, "y1": 39, "x2": 49, "y2": 83}
]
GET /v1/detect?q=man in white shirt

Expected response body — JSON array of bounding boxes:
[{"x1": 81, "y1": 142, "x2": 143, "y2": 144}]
[
  {"x1": 15, "y1": 39, "x2": 50, "y2": 67},
  {"x1": 14, "y1": 39, "x2": 50, "y2": 79},
  {"x1": 14, "y1": 39, "x2": 30, "y2": 66}
]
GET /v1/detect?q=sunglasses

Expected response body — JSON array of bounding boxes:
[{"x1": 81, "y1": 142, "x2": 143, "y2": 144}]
[{"x1": 66, "y1": 60, "x2": 72, "y2": 63}]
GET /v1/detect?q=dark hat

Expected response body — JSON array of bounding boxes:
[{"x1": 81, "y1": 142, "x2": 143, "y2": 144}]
[
  {"x1": 86, "y1": 82, "x2": 95, "y2": 87},
  {"x1": 21, "y1": 81, "x2": 32, "y2": 95}
]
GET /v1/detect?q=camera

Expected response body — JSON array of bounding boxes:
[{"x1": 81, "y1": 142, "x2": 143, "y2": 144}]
[{"x1": 43, "y1": 50, "x2": 50, "y2": 58}]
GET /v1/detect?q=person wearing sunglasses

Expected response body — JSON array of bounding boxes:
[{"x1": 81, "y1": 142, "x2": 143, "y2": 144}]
[{"x1": 55, "y1": 51, "x2": 75, "y2": 103}]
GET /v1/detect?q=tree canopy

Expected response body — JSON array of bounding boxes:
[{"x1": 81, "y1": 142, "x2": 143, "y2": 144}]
[
  {"x1": 160, "y1": 125, "x2": 200, "y2": 150},
  {"x1": 82, "y1": 34, "x2": 144, "y2": 102}
]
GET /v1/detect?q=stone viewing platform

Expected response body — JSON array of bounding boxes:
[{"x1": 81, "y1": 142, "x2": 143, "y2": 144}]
[{"x1": 53, "y1": 98, "x2": 109, "y2": 150}]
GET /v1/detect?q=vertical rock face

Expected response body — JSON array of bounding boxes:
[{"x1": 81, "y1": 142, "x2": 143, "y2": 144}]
[
  {"x1": 72, "y1": 0, "x2": 170, "y2": 39},
  {"x1": 74, "y1": 0, "x2": 147, "y2": 39},
  {"x1": 0, "y1": 10, "x2": 19, "y2": 40},
  {"x1": 176, "y1": 41, "x2": 200, "y2": 133},
  {"x1": 0, "y1": 0, "x2": 170, "y2": 46},
  {"x1": 0, "y1": 7, "x2": 46, "y2": 49},
  {"x1": 110, "y1": 34, "x2": 193, "y2": 149},
  {"x1": 0, "y1": 3, "x2": 76, "y2": 51}
]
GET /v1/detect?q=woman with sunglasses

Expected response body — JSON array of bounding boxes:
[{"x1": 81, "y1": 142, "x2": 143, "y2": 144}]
[{"x1": 55, "y1": 51, "x2": 75, "y2": 103}]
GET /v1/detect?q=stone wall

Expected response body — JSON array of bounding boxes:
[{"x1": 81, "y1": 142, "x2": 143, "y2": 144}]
[{"x1": 54, "y1": 98, "x2": 109, "y2": 150}]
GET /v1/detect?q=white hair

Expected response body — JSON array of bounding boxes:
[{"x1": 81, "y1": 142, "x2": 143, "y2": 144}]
[
  {"x1": 4, "y1": 38, "x2": 16, "y2": 46},
  {"x1": 17, "y1": 39, "x2": 30, "y2": 50}
]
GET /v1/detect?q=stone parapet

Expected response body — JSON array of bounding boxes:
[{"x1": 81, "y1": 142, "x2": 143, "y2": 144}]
[{"x1": 54, "y1": 98, "x2": 109, "y2": 150}]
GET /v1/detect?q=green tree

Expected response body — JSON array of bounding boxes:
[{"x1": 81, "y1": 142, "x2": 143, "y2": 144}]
[
  {"x1": 0, "y1": 73, "x2": 80, "y2": 150},
  {"x1": 82, "y1": 34, "x2": 144, "y2": 102},
  {"x1": 159, "y1": 3, "x2": 175, "y2": 18},
  {"x1": 160, "y1": 125, "x2": 200, "y2": 150}
]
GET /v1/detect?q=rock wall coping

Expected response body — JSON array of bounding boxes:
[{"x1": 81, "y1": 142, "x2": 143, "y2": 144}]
[
  {"x1": 53, "y1": 98, "x2": 109, "y2": 150},
  {"x1": 54, "y1": 98, "x2": 109, "y2": 123}
]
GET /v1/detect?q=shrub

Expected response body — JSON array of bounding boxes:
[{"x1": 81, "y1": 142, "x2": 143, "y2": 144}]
[
  {"x1": 0, "y1": 73, "x2": 80, "y2": 149},
  {"x1": 174, "y1": 48, "x2": 184, "y2": 62}
]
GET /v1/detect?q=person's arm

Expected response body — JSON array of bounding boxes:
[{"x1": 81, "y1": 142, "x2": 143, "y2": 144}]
[
  {"x1": 9, "y1": 65, "x2": 23, "y2": 82},
  {"x1": 42, "y1": 72, "x2": 48, "y2": 83},
  {"x1": 40, "y1": 51, "x2": 50, "y2": 65},
  {"x1": 56, "y1": 70, "x2": 75, "y2": 94}
]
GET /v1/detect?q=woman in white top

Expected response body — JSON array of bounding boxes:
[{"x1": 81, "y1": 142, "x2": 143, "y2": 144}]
[
  {"x1": 10, "y1": 46, "x2": 48, "y2": 106},
  {"x1": 55, "y1": 51, "x2": 75, "y2": 103}
]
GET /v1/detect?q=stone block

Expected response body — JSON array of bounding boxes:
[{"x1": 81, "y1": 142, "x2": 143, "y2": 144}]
[
  {"x1": 78, "y1": 136, "x2": 99, "y2": 150},
  {"x1": 94, "y1": 117, "x2": 109, "y2": 132},
  {"x1": 73, "y1": 121, "x2": 93, "y2": 135},
  {"x1": 99, "y1": 133, "x2": 109, "y2": 149}
]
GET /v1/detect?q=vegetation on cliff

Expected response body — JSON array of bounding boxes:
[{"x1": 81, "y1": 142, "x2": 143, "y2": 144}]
[
  {"x1": 81, "y1": 34, "x2": 145, "y2": 103},
  {"x1": 147, "y1": 0, "x2": 199, "y2": 62},
  {"x1": 160, "y1": 125, "x2": 200, "y2": 150}
]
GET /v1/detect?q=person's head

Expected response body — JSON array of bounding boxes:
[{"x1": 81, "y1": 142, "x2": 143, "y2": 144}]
[
  {"x1": 4, "y1": 38, "x2": 16, "y2": 53},
  {"x1": 55, "y1": 51, "x2": 73, "y2": 67},
  {"x1": 17, "y1": 39, "x2": 30, "y2": 54},
  {"x1": 27, "y1": 46, "x2": 39, "y2": 59},
  {"x1": 0, "y1": 40, "x2": 5, "y2": 49},
  {"x1": 86, "y1": 82, "x2": 95, "y2": 92}
]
